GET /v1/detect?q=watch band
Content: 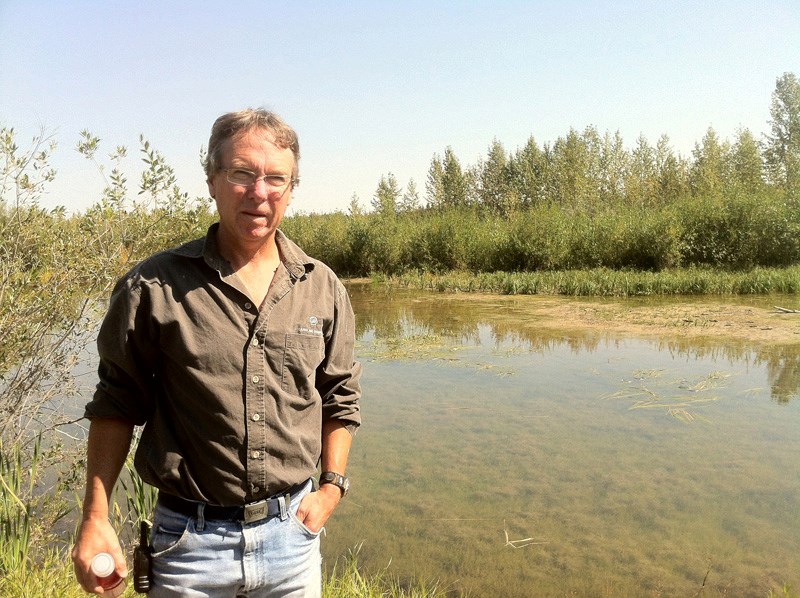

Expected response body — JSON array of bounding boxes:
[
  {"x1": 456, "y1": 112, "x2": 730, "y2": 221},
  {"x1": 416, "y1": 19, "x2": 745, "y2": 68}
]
[{"x1": 319, "y1": 471, "x2": 350, "y2": 497}]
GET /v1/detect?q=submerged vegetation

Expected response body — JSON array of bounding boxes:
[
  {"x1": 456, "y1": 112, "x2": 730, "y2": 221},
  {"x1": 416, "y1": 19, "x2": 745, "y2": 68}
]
[{"x1": 1, "y1": 72, "x2": 799, "y2": 596}]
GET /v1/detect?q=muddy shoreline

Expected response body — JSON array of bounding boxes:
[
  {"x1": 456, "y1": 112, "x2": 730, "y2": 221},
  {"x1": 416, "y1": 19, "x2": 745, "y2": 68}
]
[{"x1": 513, "y1": 298, "x2": 800, "y2": 345}]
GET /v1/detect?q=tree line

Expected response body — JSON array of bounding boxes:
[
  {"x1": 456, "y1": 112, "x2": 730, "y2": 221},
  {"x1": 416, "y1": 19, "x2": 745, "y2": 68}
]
[{"x1": 365, "y1": 72, "x2": 800, "y2": 217}]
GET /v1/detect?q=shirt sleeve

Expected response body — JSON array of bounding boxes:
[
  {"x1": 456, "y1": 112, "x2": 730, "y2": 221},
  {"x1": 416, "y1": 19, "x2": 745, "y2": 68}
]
[
  {"x1": 84, "y1": 273, "x2": 159, "y2": 426},
  {"x1": 316, "y1": 279, "x2": 362, "y2": 435}
]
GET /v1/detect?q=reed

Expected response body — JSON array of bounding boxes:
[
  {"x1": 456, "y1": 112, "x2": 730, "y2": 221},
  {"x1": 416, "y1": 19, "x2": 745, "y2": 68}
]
[
  {"x1": 390, "y1": 266, "x2": 800, "y2": 296},
  {"x1": 116, "y1": 453, "x2": 159, "y2": 545},
  {"x1": 0, "y1": 435, "x2": 78, "y2": 596}
]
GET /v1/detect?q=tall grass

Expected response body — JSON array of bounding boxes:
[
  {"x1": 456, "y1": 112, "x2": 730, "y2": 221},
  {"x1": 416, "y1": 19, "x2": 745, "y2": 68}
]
[
  {"x1": 388, "y1": 266, "x2": 800, "y2": 296},
  {"x1": 0, "y1": 435, "x2": 76, "y2": 597},
  {"x1": 323, "y1": 545, "x2": 453, "y2": 598}
]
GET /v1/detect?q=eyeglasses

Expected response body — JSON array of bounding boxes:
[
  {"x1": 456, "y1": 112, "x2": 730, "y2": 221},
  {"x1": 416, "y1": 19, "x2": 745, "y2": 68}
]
[{"x1": 222, "y1": 168, "x2": 298, "y2": 189}]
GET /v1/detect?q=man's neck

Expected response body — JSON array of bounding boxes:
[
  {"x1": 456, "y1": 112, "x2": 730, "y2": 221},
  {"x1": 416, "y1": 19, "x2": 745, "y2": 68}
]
[
  {"x1": 216, "y1": 229, "x2": 283, "y2": 307},
  {"x1": 216, "y1": 229, "x2": 280, "y2": 272}
]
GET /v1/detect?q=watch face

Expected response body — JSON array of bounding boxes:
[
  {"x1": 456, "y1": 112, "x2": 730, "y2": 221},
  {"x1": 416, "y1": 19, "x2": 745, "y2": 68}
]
[{"x1": 321, "y1": 472, "x2": 349, "y2": 495}]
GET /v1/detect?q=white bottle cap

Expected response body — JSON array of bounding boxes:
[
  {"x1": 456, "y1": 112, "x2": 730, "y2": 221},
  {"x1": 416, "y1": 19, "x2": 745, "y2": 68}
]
[{"x1": 91, "y1": 552, "x2": 116, "y2": 577}]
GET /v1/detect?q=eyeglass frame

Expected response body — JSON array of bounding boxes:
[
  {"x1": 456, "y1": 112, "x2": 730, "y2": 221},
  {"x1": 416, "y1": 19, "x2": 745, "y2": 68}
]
[{"x1": 220, "y1": 167, "x2": 300, "y2": 190}]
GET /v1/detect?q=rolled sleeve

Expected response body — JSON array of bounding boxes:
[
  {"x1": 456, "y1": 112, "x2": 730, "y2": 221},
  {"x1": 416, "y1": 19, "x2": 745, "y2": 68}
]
[
  {"x1": 85, "y1": 275, "x2": 157, "y2": 426},
  {"x1": 316, "y1": 281, "x2": 362, "y2": 435}
]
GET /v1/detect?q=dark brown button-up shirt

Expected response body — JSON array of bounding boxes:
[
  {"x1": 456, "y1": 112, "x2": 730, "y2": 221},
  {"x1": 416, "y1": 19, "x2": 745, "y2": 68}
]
[{"x1": 85, "y1": 225, "x2": 362, "y2": 505}]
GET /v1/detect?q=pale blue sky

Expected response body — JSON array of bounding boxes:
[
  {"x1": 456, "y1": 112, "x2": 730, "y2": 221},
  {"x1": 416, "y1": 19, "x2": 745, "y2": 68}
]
[{"x1": 1, "y1": 1, "x2": 799, "y2": 214}]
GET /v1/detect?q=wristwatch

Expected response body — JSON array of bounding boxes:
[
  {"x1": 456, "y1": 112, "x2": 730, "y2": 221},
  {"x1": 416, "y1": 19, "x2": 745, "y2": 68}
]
[{"x1": 319, "y1": 471, "x2": 350, "y2": 497}]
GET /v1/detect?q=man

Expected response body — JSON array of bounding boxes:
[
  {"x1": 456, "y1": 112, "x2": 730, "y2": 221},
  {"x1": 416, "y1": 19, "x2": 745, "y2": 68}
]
[{"x1": 72, "y1": 109, "x2": 362, "y2": 597}]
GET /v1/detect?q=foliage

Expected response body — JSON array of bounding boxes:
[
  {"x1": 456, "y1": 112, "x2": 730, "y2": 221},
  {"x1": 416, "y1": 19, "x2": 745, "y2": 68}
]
[
  {"x1": 0, "y1": 435, "x2": 71, "y2": 582},
  {"x1": 764, "y1": 72, "x2": 800, "y2": 200},
  {"x1": 284, "y1": 188, "x2": 800, "y2": 278},
  {"x1": 0, "y1": 127, "x2": 213, "y2": 447},
  {"x1": 284, "y1": 71, "x2": 800, "y2": 279},
  {"x1": 371, "y1": 172, "x2": 401, "y2": 216},
  {"x1": 116, "y1": 453, "x2": 159, "y2": 546}
]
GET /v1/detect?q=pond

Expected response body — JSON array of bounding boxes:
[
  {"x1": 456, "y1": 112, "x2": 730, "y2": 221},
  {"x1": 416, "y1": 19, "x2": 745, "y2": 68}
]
[{"x1": 321, "y1": 284, "x2": 800, "y2": 597}]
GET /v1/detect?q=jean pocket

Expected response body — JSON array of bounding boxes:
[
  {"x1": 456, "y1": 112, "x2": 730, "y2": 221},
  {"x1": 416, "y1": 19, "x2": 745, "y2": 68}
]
[
  {"x1": 288, "y1": 509, "x2": 324, "y2": 539},
  {"x1": 151, "y1": 506, "x2": 192, "y2": 556}
]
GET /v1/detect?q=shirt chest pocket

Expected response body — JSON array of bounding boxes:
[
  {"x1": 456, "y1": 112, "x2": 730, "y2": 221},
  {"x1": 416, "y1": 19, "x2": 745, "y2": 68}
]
[{"x1": 277, "y1": 333, "x2": 326, "y2": 400}]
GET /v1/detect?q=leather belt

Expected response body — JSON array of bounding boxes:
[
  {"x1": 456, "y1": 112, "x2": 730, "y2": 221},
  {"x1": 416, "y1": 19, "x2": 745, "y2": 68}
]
[{"x1": 158, "y1": 490, "x2": 294, "y2": 524}]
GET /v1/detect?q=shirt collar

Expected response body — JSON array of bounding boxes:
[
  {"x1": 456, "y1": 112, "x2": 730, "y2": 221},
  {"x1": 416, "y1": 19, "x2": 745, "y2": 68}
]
[{"x1": 170, "y1": 223, "x2": 314, "y2": 280}]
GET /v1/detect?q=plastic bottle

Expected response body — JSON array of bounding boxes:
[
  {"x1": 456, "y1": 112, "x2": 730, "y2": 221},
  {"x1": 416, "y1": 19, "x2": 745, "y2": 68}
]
[{"x1": 90, "y1": 552, "x2": 127, "y2": 597}]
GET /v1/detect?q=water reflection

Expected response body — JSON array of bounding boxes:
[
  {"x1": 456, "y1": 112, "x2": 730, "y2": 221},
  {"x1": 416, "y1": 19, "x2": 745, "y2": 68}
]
[
  {"x1": 330, "y1": 283, "x2": 800, "y2": 596},
  {"x1": 350, "y1": 282, "x2": 800, "y2": 403}
]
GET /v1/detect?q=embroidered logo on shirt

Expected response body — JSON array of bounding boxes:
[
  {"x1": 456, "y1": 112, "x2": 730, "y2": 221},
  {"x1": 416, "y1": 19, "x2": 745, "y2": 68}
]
[{"x1": 297, "y1": 315, "x2": 323, "y2": 336}]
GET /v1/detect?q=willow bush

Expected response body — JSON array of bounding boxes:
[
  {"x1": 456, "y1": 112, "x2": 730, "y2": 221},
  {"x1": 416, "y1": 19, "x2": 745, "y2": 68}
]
[
  {"x1": 284, "y1": 188, "x2": 800, "y2": 277},
  {"x1": 675, "y1": 190, "x2": 800, "y2": 269}
]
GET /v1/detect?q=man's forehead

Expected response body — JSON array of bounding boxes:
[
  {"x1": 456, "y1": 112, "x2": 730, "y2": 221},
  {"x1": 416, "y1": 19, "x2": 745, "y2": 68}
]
[
  {"x1": 222, "y1": 129, "x2": 294, "y2": 160},
  {"x1": 229, "y1": 127, "x2": 284, "y2": 149}
]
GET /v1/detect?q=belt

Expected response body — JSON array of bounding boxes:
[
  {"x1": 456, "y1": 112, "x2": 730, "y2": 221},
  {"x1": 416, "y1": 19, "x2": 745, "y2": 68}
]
[{"x1": 158, "y1": 489, "x2": 296, "y2": 525}]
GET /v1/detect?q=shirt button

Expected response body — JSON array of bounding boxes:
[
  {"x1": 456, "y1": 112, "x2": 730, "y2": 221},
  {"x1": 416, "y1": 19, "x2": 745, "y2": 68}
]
[
  {"x1": 244, "y1": 302, "x2": 252, "y2": 310},
  {"x1": 253, "y1": 485, "x2": 260, "y2": 493},
  {"x1": 252, "y1": 413, "x2": 261, "y2": 421},
  {"x1": 252, "y1": 451, "x2": 261, "y2": 459},
  {"x1": 252, "y1": 376, "x2": 260, "y2": 383},
  {"x1": 252, "y1": 338, "x2": 259, "y2": 347}
]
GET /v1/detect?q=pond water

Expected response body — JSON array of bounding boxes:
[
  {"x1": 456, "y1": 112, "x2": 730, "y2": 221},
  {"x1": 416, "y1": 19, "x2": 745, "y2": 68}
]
[{"x1": 321, "y1": 284, "x2": 800, "y2": 597}]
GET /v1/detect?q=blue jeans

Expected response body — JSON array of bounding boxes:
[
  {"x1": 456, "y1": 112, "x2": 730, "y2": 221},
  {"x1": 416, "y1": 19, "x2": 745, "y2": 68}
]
[{"x1": 148, "y1": 479, "x2": 321, "y2": 598}]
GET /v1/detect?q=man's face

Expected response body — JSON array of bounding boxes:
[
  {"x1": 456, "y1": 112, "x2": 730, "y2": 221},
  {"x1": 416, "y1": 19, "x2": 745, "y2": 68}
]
[{"x1": 207, "y1": 128, "x2": 295, "y2": 248}]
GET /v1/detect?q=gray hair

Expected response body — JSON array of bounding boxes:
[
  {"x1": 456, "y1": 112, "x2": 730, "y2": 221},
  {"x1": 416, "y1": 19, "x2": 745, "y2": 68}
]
[{"x1": 204, "y1": 108, "x2": 300, "y2": 183}]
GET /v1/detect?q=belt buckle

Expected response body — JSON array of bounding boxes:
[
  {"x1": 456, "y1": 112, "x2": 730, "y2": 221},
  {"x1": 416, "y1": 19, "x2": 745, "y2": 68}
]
[{"x1": 243, "y1": 499, "x2": 269, "y2": 524}]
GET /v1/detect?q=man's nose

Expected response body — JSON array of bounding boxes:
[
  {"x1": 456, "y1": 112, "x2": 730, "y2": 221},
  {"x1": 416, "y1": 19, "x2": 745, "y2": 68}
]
[{"x1": 250, "y1": 178, "x2": 272, "y2": 200}]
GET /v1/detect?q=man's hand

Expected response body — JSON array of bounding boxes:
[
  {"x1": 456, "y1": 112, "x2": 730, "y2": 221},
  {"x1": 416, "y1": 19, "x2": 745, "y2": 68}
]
[
  {"x1": 72, "y1": 516, "x2": 127, "y2": 594},
  {"x1": 295, "y1": 483, "x2": 342, "y2": 533},
  {"x1": 72, "y1": 418, "x2": 133, "y2": 593},
  {"x1": 296, "y1": 419, "x2": 352, "y2": 533}
]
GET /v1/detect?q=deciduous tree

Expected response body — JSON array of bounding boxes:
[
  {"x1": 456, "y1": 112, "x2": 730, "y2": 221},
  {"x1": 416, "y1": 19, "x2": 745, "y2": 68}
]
[
  {"x1": 371, "y1": 173, "x2": 401, "y2": 216},
  {"x1": 764, "y1": 72, "x2": 800, "y2": 199}
]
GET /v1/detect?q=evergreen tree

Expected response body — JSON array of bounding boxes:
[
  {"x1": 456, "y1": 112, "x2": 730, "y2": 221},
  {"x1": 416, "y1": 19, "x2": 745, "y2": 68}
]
[
  {"x1": 347, "y1": 192, "x2": 362, "y2": 217},
  {"x1": 581, "y1": 126, "x2": 605, "y2": 204},
  {"x1": 549, "y1": 128, "x2": 594, "y2": 208},
  {"x1": 625, "y1": 134, "x2": 657, "y2": 206},
  {"x1": 655, "y1": 135, "x2": 688, "y2": 202},
  {"x1": 598, "y1": 130, "x2": 627, "y2": 204}
]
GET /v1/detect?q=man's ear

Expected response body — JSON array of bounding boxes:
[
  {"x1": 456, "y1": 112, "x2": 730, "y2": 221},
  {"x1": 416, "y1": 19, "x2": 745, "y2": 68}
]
[{"x1": 207, "y1": 178, "x2": 216, "y2": 199}]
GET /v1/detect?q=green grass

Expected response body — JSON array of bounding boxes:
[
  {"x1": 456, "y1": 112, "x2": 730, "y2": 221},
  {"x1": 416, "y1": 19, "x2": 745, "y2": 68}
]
[{"x1": 386, "y1": 265, "x2": 800, "y2": 296}]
